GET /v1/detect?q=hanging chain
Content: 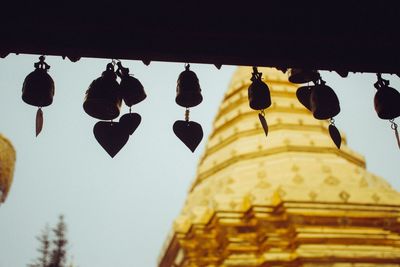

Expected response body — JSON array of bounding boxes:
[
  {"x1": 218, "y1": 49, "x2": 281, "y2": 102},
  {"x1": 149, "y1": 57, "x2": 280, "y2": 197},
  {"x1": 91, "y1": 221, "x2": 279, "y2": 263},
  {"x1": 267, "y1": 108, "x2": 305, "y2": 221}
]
[
  {"x1": 259, "y1": 109, "x2": 265, "y2": 117},
  {"x1": 329, "y1": 117, "x2": 335, "y2": 126},
  {"x1": 111, "y1": 59, "x2": 120, "y2": 66},
  {"x1": 390, "y1": 119, "x2": 400, "y2": 149},
  {"x1": 185, "y1": 108, "x2": 190, "y2": 122}
]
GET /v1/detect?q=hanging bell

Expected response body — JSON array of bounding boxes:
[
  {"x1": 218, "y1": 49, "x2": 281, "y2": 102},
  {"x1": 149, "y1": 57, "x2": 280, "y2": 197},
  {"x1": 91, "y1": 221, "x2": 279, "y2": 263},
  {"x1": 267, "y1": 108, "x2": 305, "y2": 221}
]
[
  {"x1": 288, "y1": 68, "x2": 320, "y2": 84},
  {"x1": 83, "y1": 63, "x2": 122, "y2": 120},
  {"x1": 310, "y1": 80, "x2": 340, "y2": 120},
  {"x1": 248, "y1": 67, "x2": 271, "y2": 110},
  {"x1": 116, "y1": 62, "x2": 146, "y2": 107},
  {"x1": 374, "y1": 74, "x2": 400, "y2": 120},
  {"x1": 296, "y1": 85, "x2": 312, "y2": 111},
  {"x1": 176, "y1": 64, "x2": 203, "y2": 108},
  {"x1": 22, "y1": 56, "x2": 55, "y2": 107}
]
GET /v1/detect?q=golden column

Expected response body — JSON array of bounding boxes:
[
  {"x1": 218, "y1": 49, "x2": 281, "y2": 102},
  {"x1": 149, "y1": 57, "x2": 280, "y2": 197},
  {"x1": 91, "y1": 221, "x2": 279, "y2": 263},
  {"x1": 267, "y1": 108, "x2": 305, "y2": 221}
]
[
  {"x1": 159, "y1": 67, "x2": 400, "y2": 267},
  {"x1": 0, "y1": 134, "x2": 16, "y2": 203}
]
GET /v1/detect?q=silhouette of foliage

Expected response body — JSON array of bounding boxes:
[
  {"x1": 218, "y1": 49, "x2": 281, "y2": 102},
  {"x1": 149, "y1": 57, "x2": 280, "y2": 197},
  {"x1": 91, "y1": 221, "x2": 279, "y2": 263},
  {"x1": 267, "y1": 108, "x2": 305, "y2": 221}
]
[
  {"x1": 28, "y1": 225, "x2": 50, "y2": 267},
  {"x1": 28, "y1": 215, "x2": 71, "y2": 267}
]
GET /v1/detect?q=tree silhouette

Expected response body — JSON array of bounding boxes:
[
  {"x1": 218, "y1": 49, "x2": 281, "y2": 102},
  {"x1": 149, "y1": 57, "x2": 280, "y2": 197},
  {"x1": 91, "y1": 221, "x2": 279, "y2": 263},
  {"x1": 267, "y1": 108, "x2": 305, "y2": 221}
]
[
  {"x1": 28, "y1": 215, "x2": 71, "y2": 267},
  {"x1": 49, "y1": 215, "x2": 68, "y2": 267},
  {"x1": 28, "y1": 225, "x2": 50, "y2": 267}
]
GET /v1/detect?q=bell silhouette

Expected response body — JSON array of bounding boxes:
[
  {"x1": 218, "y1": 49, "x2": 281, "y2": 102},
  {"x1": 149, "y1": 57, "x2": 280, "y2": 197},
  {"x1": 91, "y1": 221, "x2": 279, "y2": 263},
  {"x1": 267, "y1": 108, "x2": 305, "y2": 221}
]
[
  {"x1": 116, "y1": 62, "x2": 146, "y2": 107},
  {"x1": 296, "y1": 85, "x2": 312, "y2": 111},
  {"x1": 176, "y1": 64, "x2": 202, "y2": 108},
  {"x1": 248, "y1": 67, "x2": 271, "y2": 110},
  {"x1": 310, "y1": 81, "x2": 340, "y2": 120},
  {"x1": 288, "y1": 68, "x2": 320, "y2": 84},
  {"x1": 83, "y1": 63, "x2": 122, "y2": 120},
  {"x1": 22, "y1": 56, "x2": 55, "y2": 107},
  {"x1": 374, "y1": 75, "x2": 400, "y2": 120}
]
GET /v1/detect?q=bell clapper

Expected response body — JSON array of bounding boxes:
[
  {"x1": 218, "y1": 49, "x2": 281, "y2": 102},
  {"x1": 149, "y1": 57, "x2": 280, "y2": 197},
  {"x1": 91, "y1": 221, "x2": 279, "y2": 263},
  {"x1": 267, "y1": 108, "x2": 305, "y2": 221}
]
[
  {"x1": 258, "y1": 109, "x2": 268, "y2": 138},
  {"x1": 36, "y1": 107, "x2": 44, "y2": 137},
  {"x1": 390, "y1": 119, "x2": 400, "y2": 149},
  {"x1": 328, "y1": 117, "x2": 342, "y2": 149}
]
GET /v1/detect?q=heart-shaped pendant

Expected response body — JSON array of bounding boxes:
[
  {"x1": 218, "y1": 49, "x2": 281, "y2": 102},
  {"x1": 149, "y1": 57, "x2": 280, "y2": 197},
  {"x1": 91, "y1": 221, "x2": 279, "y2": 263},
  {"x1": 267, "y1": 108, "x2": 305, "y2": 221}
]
[
  {"x1": 93, "y1": 121, "x2": 129, "y2": 157},
  {"x1": 173, "y1": 120, "x2": 203, "y2": 152},
  {"x1": 296, "y1": 85, "x2": 312, "y2": 111},
  {"x1": 119, "y1": 113, "x2": 141, "y2": 135}
]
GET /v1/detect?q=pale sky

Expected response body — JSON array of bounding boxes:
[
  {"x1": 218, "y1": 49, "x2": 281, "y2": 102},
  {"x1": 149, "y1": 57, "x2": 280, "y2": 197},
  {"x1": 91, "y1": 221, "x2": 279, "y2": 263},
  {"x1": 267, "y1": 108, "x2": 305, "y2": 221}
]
[{"x1": 0, "y1": 55, "x2": 398, "y2": 267}]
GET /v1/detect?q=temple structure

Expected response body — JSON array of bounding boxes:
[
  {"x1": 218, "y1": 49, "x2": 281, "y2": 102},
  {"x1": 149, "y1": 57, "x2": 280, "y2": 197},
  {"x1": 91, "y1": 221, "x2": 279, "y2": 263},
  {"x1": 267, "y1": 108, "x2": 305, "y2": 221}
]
[
  {"x1": 0, "y1": 134, "x2": 15, "y2": 204},
  {"x1": 158, "y1": 67, "x2": 400, "y2": 266}
]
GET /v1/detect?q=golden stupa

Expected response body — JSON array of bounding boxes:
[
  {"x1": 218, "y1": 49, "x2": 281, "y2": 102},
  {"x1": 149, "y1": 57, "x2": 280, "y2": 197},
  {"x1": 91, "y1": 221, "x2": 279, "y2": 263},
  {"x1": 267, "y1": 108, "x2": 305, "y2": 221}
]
[
  {"x1": 159, "y1": 67, "x2": 400, "y2": 267},
  {"x1": 0, "y1": 134, "x2": 16, "y2": 203}
]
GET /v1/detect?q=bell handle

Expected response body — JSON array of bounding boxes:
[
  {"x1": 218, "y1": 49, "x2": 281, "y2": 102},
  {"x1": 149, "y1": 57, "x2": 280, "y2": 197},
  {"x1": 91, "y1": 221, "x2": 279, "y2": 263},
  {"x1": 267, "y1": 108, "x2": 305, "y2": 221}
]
[
  {"x1": 116, "y1": 62, "x2": 130, "y2": 78},
  {"x1": 374, "y1": 73, "x2": 390, "y2": 90},
  {"x1": 312, "y1": 77, "x2": 323, "y2": 86},
  {"x1": 34, "y1": 56, "x2": 50, "y2": 70},
  {"x1": 251, "y1": 66, "x2": 262, "y2": 81},
  {"x1": 105, "y1": 63, "x2": 116, "y2": 72}
]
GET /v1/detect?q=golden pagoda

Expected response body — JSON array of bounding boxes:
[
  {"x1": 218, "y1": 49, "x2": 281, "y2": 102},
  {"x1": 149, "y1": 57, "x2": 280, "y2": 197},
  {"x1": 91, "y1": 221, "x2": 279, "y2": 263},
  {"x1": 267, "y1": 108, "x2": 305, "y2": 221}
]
[
  {"x1": 0, "y1": 134, "x2": 16, "y2": 203},
  {"x1": 158, "y1": 67, "x2": 400, "y2": 267}
]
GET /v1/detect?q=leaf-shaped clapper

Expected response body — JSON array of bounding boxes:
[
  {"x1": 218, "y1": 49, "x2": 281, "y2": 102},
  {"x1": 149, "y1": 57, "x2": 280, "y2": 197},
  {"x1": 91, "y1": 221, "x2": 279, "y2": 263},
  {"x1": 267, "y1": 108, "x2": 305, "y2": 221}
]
[
  {"x1": 173, "y1": 120, "x2": 203, "y2": 152},
  {"x1": 36, "y1": 108, "x2": 43, "y2": 137},
  {"x1": 329, "y1": 124, "x2": 342, "y2": 149},
  {"x1": 395, "y1": 128, "x2": 400, "y2": 149},
  {"x1": 258, "y1": 113, "x2": 268, "y2": 138}
]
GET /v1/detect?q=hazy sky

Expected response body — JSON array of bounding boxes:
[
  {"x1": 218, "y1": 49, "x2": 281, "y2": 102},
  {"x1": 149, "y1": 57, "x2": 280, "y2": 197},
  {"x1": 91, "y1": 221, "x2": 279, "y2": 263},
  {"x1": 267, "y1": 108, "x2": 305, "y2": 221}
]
[{"x1": 0, "y1": 55, "x2": 398, "y2": 267}]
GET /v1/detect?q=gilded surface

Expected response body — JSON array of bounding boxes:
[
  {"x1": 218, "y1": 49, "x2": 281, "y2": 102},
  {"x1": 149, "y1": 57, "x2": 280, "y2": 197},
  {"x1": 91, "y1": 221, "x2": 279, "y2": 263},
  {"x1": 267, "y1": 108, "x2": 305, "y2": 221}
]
[
  {"x1": 159, "y1": 67, "x2": 400, "y2": 267},
  {"x1": 0, "y1": 134, "x2": 16, "y2": 203}
]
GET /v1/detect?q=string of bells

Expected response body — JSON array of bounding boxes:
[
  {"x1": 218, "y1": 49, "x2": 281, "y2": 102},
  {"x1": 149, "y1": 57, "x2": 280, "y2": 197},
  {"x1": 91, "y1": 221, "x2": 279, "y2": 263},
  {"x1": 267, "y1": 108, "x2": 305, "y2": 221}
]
[
  {"x1": 21, "y1": 56, "x2": 400, "y2": 157},
  {"x1": 83, "y1": 60, "x2": 145, "y2": 157},
  {"x1": 249, "y1": 67, "x2": 400, "y2": 149}
]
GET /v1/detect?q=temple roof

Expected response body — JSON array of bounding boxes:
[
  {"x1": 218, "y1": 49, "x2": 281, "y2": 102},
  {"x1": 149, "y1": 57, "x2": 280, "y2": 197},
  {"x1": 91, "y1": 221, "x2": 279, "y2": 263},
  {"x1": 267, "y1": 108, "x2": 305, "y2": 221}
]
[{"x1": 1, "y1": 3, "x2": 400, "y2": 73}]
